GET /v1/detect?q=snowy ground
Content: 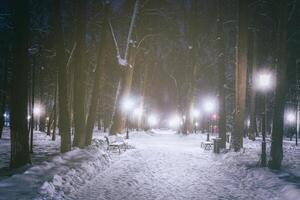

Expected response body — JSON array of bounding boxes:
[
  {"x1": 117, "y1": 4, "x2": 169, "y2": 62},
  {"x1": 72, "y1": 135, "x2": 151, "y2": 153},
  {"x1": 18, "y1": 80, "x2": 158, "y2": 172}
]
[
  {"x1": 65, "y1": 130, "x2": 300, "y2": 200},
  {"x1": 0, "y1": 128, "x2": 60, "y2": 180},
  {"x1": 1, "y1": 129, "x2": 300, "y2": 199}
]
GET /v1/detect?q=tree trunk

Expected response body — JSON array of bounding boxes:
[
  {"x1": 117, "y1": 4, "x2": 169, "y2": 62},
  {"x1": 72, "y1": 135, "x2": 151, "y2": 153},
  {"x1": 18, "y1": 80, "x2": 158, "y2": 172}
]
[
  {"x1": 85, "y1": 2, "x2": 110, "y2": 146},
  {"x1": 72, "y1": 0, "x2": 87, "y2": 147},
  {"x1": 269, "y1": 0, "x2": 288, "y2": 170},
  {"x1": 110, "y1": 0, "x2": 140, "y2": 135},
  {"x1": 52, "y1": 78, "x2": 58, "y2": 141},
  {"x1": 53, "y1": 0, "x2": 71, "y2": 152},
  {"x1": 138, "y1": 63, "x2": 149, "y2": 130},
  {"x1": 217, "y1": 0, "x2": 226, "y2": 148},
  {"x1": 0, "y1": 54, "x2": 8, "y2": 139},
  {"x1": 249, "y1": 29, "x2": 258, "y2": 141},
  {"x1": 10, "y1": 0, "x2": 31, "y2": 168},
  {"x1": 182, "y1": 0, "x2": 197, "y2": 134},
  {"x1": 110, "y1": 61, "x2": 134, "y2": 135},
  {"x1": 232, "y1": 0, "x2": 248, "y2": 152}
]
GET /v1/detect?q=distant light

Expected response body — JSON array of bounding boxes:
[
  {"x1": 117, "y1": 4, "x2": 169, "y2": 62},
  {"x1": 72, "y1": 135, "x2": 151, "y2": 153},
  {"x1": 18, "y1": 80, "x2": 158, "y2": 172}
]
[
  {"x1": 3, "y1": 113, "x2": 8, "y2": 118},
  {"x1": 133, "y1": 107, "x2": 143, "y2": 118},
  {"x1": 212, "y1": 113, "x2": 218, "y2": 120},
  {"x1": 168, "y1": 115, "x2": 181, "y2": 128},
  {"x1": 27, "y1": 115, "x2": 31, "y2": 120},
  {"x1": 255, "y1": 70, "x2": 274, "y2": 92},
  {"x1": 46, "y1": 117, "x2": 50, "y2": 121},
  {"x1": 148, "y1": 114, "x2": 158, "y2": 127},
  {"x1": 195, "y1": 122, "x2": 199, "y2": 127},
  {"x1": 246, "y1": 118, "x2": 251, "y2": 128},
  {"x1": 202, "y1": 98, "x2": 217, "y2": 114},
  {"x1": 34, "y1": 105, "x2": 43, "y2": 116},
  {"x1": 286, "y1": 111, "x2": 296, "y2": 124},
  {"x1": 121, "y1": 97, "x2": 135, "y2": 112},
  {"x1": 191, "y1": 109, "x2": 200, "y2": 119}
]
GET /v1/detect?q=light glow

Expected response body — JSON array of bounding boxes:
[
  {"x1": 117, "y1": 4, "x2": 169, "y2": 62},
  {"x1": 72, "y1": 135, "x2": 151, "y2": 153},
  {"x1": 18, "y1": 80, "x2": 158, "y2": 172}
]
[
  {"x1": 202, "y1": 98, "x2": 217, "y2": 114},
  {"x1": 121, "y1": 97, "x2": 135, "y2": 112},
  {"x1": 133, "y1": 107, "x2": 143, "y2": 117},
  {"x1": 285, "y1": 111, "x2": 296, "y2": 124},
  {"x1": 255, "y1": 70, "x2": 274, "y2": 92},
  {"x1": 33, "y1": 105, "x2": 43, "y2": 116},
  {"x1": 168, "y1": 115, "x2": 181, "y2": 128},
  {"x1": 148, "y1": 114, "x2": 158, "y2": 127},
  {"x1": 191, "y1": 109, "x2": 200, "y2": 119}
]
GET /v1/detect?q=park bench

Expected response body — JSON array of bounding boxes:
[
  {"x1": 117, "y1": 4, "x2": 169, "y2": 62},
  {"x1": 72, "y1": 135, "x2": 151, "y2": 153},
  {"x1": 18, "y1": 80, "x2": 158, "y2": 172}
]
[
  {"x1": 104, "y1": 135, "x2": 127, "y2": 153},
  {"x1": 201, "y1": 141, "x2": 214, "y2": 150}
]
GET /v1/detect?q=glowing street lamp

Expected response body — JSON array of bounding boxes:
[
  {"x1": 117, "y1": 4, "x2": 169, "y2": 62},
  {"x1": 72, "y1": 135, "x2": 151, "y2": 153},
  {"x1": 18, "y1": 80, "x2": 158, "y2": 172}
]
[
  {"x1": 121, "y1": 96, "x2": 135, "y2": 139},
  {"x1": 285, "y1": 110, "x2": 297, "y2": 145},
  {"x1": 255, "y1": 70, "x2": 275, "y2": 167},
  {"x1": 133, "y1": 107, "x2": 143, "y2": 118},
  {"x1": 148, "y1": 114, "x2": 158, "y2": 128},
  {"x1": 121, "y1": 97, "x2": 135, "y2": 112},
  {"x1": 254, "y1": 71, "x2": 275, "y2": 92},
  {"x1": 33, "y1": 105, "x2": 43, "y2": 117},
  {"x1": 203, "y1": 98, "x2": 217, "y2": 114},
  {"x1": 285, "y1": 111, "x2": 296, "y2": 125},
  {"x1": 168, "y1": 114, "x2": 181, "y2": 129},
  {"x1": 191, "y1": 109, "x2": 200, "y2": 119},
  {"x1": 202, "y1": 97, "x2": 218, "y2": 141}
]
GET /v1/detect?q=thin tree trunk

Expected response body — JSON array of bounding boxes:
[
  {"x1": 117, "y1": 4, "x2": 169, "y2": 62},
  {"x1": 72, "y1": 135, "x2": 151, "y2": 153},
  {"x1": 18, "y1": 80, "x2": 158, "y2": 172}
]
[
  {"x1": 138, "y1": 63, "x2": 149, "y2": 130},
  {"x1": 73, "y1": 0, "x2": 87, "y2": 147},
  {"x1": 217, "y1": 0, "x2": 226, "y2": 148},
  {"x1": 232, "y1": 0, "x2": 248, "y2": 151},
  {"x1": 52, "y1": 78, "x2": 58, "y2": 141},
  {"x1": 10, "y1": 0, "x2": 31, "y2": 168},
  {"x1": 249, "y1": 29, "x2": 258, "y2": 141},
  {"x1": 85, "y1": 2, "x2": 110, "y2": 146},
  {"x1": 269, "y1": 0, "x2": 288, "y2": 170},
  {"x1": 0, "y1": 54, "x2": 8, "y2": 138}
]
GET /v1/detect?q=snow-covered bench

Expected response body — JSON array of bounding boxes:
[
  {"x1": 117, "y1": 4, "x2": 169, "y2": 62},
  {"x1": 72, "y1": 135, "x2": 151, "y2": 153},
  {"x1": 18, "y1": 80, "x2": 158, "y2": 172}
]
[
  {"x1": 201, "y1": 141, "x2": 213, "y2": 150},
  {"x1": 104, "y1": 135, "x2": 127, "y2": 153}
]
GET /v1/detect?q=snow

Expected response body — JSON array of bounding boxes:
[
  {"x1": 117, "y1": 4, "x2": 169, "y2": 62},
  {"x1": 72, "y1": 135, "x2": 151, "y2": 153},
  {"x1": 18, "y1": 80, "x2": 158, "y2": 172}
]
[
  {"x1": 1, "y1": 129, "x2": 300, "y2": 199},
  {"x1": 65, "y1": 130, "x2": 300, "y2": 200},
  {"x1": 0, "y1": 129, "x2": 110, "y2": 200},
  {"x1": 117, "y1": 55, "x2": 128, "y2": 67}
]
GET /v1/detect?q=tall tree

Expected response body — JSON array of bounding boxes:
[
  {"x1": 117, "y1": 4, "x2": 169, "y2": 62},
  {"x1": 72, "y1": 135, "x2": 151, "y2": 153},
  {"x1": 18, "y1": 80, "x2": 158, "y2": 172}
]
[
  {"x1": 248, "y1": 29, "x2": 258, "y2": 140},
  {"x1": 232, "y1": 0, "x2": 249, "y2": 151},
  {"x1": 217, "y1": 0, "x2": 226, "y2": 148},
  {"x1": 85, "y1": 2, "x2": 110, "y2": 145},
  {"x1": 73, "y1": 0, "x2": 88, "y2": 147},
  {"x1": 182, "y1": 0, "x2": 197, "y2": 134},
  {"x1": 53, "y1": 0, "x2": 71, "y2": 152},
  {"x1": 10, "y1": 0, "x2": 31, "y2": 168},
  {"x1": 110, "y1": 0, "x2": 140, "y2": 135},
  {"x1": 269, "y1": 0, "x2": 288, "y2": 170}
]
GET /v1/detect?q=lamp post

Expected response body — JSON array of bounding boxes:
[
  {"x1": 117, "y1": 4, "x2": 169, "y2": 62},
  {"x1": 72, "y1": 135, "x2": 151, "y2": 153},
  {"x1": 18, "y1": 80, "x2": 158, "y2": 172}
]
[
  {"x1": 191, "y1": 109, "x2": 200, "y2": 133},
  {"x1": 255, "y1": 70, "x2": 274, "y2": 167},
  {"x1": 202, "y1": 98, "x2": 217, "y2": 141},
  {"x1": 121, "y1": 97, "x2": 135, "y2": 139},
  {"x1": 285, "y1": 111, "x2": 297, "y2": 144},
  {"x1": 148, "y1": 114, "x2": 158, "y2": 129}
]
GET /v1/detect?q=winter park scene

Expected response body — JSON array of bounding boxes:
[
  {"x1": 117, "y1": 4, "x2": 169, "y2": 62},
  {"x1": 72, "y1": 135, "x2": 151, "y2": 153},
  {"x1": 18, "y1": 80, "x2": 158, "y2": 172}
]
[{"x1": 1, "y1": 0, "x2": 300, "y2": 199}]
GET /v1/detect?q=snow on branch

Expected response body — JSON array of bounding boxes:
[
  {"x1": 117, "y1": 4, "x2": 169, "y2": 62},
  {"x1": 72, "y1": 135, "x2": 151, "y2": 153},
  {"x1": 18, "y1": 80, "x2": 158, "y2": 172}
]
[{"x1": 109, "y1": 0, "x2": 140, "y2": 67}]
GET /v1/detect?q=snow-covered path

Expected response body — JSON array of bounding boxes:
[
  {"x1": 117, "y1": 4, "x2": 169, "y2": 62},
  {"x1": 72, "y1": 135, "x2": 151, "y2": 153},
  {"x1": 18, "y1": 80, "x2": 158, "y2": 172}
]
[{"x1": 66, "y1": 130, "x2": 290, "y2": 200}]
